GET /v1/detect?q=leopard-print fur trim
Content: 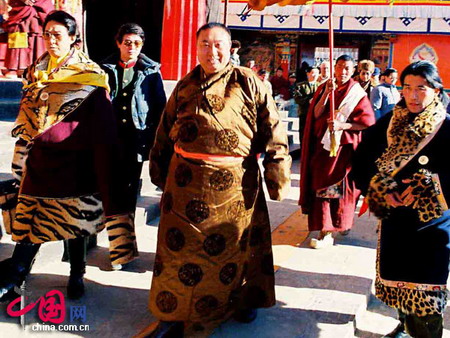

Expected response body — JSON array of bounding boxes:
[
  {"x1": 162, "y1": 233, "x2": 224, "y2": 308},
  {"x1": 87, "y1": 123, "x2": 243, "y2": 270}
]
[
  {"x1": 367, "y1": 98, "x2": 446, "y2": 221},
  {"x1": 375, "y1": 278, "x2": 448, "y2": 317}
]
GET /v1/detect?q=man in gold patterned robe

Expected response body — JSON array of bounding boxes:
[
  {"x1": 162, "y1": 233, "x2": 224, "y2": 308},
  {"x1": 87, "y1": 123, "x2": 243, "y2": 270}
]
[{"x1": 147, "y1": 23, "x2": 291, "y2": 337}]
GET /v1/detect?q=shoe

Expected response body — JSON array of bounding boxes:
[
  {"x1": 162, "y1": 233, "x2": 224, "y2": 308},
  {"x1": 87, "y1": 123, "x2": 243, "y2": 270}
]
[
  {"x1": 111, "y1": 264, "x2": 123, "y2": 271},
  {"x1": 339, "y1": 229, "x2": 351, "y2": 236},
  {"x1": 310, "y1": 231, "x2": 334, "y2": 249},
  {"x1": 147, "y1": 321, "x2": 184, "y2": 338},
  {"x1": 234, "y1": 308, "x2": 258, "y2": 323},
  {"x1": 383, "y1": 322, "x2": 411, "y2": 337},
  {"x1": 0, "y1": 243, "x2": 40, "y2": 302},
  {"x1": 67, "y1": 275, "x2": 84, "y2": 300}
]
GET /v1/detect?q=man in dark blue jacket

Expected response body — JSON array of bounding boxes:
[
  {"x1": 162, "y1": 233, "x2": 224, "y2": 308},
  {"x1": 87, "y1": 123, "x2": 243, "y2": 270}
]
[{"x1": 101, "y1": 23, "x2": 166, "y2": 269}]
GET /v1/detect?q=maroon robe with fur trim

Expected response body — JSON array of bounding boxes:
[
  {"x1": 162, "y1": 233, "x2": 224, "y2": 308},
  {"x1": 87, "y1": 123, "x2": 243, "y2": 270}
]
[{"x1": 299, "y1": 79, "x2": 375, "y2": 231}]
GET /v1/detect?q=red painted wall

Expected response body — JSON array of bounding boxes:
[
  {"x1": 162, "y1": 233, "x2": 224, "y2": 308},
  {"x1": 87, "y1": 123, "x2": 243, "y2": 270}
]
[
  {"x1": 392, "y1": 34, "x2": 450, "y2": 89},
  {"x1": 160, "y1": 0, "x2": 207, "y2": 80}
]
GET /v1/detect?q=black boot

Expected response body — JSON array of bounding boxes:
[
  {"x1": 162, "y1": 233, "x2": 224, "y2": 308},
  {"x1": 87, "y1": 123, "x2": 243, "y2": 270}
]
[
  {"x1": 234, "y1": 308, "x2": 258, "y2": 323},
  {"x1": 148, "y1": 321, "x2": 184, "y2": 338},
  {"x1": 67, "y1": 237, "x2": 87, "y2": 300},
  {"x1": 0, "y1": 243, "x2": 40, "y2": 302},
  {"x1": 384, "y1": 310, "x2": 411, "y2": 338}
]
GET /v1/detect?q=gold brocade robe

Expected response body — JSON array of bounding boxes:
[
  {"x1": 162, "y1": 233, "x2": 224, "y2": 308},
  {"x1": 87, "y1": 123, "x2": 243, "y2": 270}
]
[{"x1": 148, "y1": 63, "x2": 291, "y2": 332}]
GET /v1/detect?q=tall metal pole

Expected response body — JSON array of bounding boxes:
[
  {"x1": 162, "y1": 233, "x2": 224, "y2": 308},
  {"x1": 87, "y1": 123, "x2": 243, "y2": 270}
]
[
  {"x1": 328, "y1": 0, "x2": 335, "y2": 121},
  {"x1": 224, "y1": 0, "x2": 229, "y2": 25}
]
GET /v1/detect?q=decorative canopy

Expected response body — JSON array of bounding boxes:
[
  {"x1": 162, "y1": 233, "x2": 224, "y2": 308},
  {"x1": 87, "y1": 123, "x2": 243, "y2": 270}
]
[{"x1": 223, "y1": 0, "x2": 450, "y2": 34}]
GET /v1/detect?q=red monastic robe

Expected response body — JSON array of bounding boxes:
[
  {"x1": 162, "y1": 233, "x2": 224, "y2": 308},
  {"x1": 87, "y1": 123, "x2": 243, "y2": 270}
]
[
  {"x1": 299, "y1": 79, "x2": 375, "y2": 231},
  {"x1": 4, "y1": 0, "x2": 54, "y2": 71}
]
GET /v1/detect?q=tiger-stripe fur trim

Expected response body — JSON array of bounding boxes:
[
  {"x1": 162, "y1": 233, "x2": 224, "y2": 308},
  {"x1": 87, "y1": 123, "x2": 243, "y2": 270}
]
[
  {"x1": 12, "y1": 193, "x2": 105, "y2": 243},
  {"x1": 12, "y1": 141, "x2": 28, "y2": 182},
  {"x1": 105, "y1": 213, "x2": 139, "y2": 265},
  {"x1": 0, "y1": 192, "x2": 17, "y2": 234}
]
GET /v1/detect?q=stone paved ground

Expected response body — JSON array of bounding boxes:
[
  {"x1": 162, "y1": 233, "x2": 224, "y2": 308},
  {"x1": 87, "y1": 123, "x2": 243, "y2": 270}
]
[{"x1": 0, "y1": 103, "x2": 449, "y2": 337}]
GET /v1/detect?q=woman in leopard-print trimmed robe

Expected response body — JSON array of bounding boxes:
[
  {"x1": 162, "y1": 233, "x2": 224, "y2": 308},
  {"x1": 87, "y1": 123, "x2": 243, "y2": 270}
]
[
  {"x1": 147, "y1": 28, "x2": 291, "y2": 336},
  {"x1": 353, "y1": 61, "x2": 450, "y2": 337}
]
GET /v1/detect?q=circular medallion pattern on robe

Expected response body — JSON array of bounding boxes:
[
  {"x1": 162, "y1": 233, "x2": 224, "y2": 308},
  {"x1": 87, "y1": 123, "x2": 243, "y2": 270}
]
[
  {"x1": 165, "y1": 227, "x2": 185, "y2": 251},
  {"x1": 156, "y1": 291, "x2": 178, "y2": 313},
  {"x1": 195, "y1": 295, "x2": 219, "y2": 316},
  {"x1": 215, "y1": 129, "x2": 239, "y2": 151},
  {"x1": 162, "y1": 192, "x2": 173, "y2": 214},
  {"x1": 186, "y1": 199, "x2": 210, "y2": 224},
  {"x1": 178, "y1": 263, "x2": 203, "y2": 286},
  {"x1": 210, "y1": 169, "x2": 234, "y2": 191},
  {"x1": 175, "y1": 163, "x2": 193, "y2": 187},
  {"x1": 203, "y1": 233, "x2": 226, "y2": 256},
  {"x1": 178, "y1": 120, "x2": 198, "y2": 143},
  {"x1": 227, "y1": 200, "x2": 247, "y2": 222},
  {"x1": 219, "y1": 263, "x2": 237, "y2": 285},
  {"x1": 153, "y1": 254, "x2": 163, "y2": 277},
  {"x1": 206, "y1": 94, "x2": 225, "y2": 114}
]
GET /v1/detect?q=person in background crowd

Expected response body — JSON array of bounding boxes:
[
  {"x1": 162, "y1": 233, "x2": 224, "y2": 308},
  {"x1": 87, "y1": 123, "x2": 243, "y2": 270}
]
[
  {"x1": 101, "y1": 23, "x2": 166, "y2": 270},
  {"x1": 246, "y1": 58, "x2": 257, "y2": 72},
  {"x1": 286, "y1": 73, "x2": 298, "y2": 116},
  {"x1": 355, "y1": 59, "x2": 375, "y2": 96},
  {"x1": 294, "y1": 66, "x2": 320, "y2": 141},
  {"x1": 145, "y1": 22, "x2": 291, "y2": 337},
  {"x1": 0, "y1": 10, "x2": 130, "y2": 302},
  {"x1": 258, "y1": 68, "x2": 273, "y2": 95},
  {"x1": 2, "y1": 0, "x2": 54, "y2": 78},
  {"x1": 318, "y1": 60, "x2": 330, "y2": 84},
  {"x1": 296, "y1": 61, "x2": 310, "y2": 83},
  {"x1": 372, "y1": 67, "x2": 381, "y2": 86},
  {"x1": 300, "y1": 54, "x2": 375, "y2": 249},
  {"x1": 370, "y1": 68, "x2": 401, "y2": 120},
  {"x1": 230, "y1": 39, "x2": 241, "y2": 66},
  {"x1": 353, "y1": 60, "x2": 450, "y2": 338},
  {"x1": 270, "y1": 66, "x2": 290, "y2": 99}
]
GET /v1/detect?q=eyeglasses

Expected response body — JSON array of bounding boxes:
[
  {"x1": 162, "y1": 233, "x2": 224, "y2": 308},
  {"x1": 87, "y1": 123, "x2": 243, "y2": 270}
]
[
  {"x1": 43, "y1": 32, "x2": 64, "y2": 41},
  {"x1": 123, "y1": 40, "x2": 143, "y2": 48}
]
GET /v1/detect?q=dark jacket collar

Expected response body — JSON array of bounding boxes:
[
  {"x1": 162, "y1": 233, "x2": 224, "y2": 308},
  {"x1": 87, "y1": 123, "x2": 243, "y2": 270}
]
[{"x1": 101, "y1": 53, "x2": 160, "y2": 75}]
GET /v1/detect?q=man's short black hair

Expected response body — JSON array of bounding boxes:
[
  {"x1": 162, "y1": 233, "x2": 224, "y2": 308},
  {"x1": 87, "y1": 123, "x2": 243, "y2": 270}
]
[
  {"x1": 336, "y1": 54, "x2": 355, "y2": 64},
  {"x1": 231, "y1": 40, "x2": 241, "y2": 49},
  {"x1": 115, "y1": 23, "x2": 145, "y2": 43},
  {"x1": 196, "y1": 22, "x2": 231, "y2": 40}
]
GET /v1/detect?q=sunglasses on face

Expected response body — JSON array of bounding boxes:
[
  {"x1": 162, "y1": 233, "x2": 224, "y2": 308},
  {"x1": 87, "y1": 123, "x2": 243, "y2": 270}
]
[{"x1": 123, "y1": 40, "x2": 143, "y2": 48}]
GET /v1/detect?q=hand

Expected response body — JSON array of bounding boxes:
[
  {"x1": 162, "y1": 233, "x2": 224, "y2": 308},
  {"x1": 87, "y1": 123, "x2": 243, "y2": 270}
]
[
  {"x1": 385, "y1": 191, "x2": 404, "y2": 208},
  {"x1": 22, "y1": 0, "x2": 35, "y2": 6},
  {"x1": 327, "y1": 119, "x2": 348, "y2": 131},
  {"x1": 325, "y1": 78, "x2": 336, "y2": 94},
  {"x1": 400, "y1": 179, "x2": 416, "y2": 207}
]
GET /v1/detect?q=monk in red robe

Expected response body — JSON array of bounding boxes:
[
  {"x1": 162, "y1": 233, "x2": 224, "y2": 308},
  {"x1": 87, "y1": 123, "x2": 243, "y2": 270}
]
[
  {"x1": 299, "y1": 54, "x2": 375, "y2": 249},
  {"x1": 3, "y1": 0, "x2": 54, "y2": 78}
]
